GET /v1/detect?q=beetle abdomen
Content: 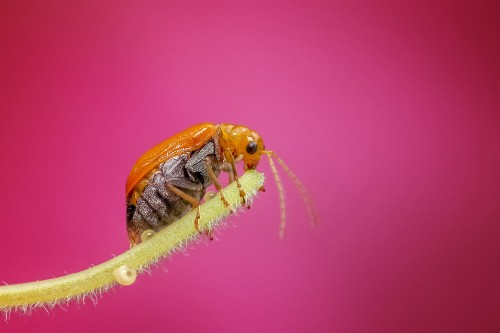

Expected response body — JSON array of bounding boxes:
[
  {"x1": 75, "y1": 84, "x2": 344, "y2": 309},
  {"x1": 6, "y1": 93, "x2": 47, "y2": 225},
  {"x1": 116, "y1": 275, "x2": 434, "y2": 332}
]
[{"x1": 127, "y1": 139, "x2": 221, "y2": 245}]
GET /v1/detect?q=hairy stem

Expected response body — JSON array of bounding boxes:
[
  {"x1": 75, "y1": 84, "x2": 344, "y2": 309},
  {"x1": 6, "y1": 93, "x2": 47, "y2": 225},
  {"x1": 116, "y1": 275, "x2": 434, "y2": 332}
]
[{"x1": 0, "y1": 170, "x2": 264, "y2": 310}]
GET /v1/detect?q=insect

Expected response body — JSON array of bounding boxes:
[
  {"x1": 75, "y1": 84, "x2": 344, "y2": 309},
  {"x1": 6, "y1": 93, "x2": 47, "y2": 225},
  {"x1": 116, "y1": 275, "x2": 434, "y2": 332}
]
[{"x1": 126, "y1": 123, "x2": 316, "y2": 246}]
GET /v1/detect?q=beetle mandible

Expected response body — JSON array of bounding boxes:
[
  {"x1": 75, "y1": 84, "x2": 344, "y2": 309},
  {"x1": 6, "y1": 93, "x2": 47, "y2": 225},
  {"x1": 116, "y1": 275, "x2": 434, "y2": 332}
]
[{"x1": 126, "y1": 123, "x2": 316, "y2": 246}]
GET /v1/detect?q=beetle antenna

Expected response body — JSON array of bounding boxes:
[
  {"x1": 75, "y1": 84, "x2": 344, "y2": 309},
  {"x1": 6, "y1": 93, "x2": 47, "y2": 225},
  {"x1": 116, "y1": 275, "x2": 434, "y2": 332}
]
[
  {"x1": 265, "y1": 153, "x2": 286, "y2": 239},
  {"x1": 265, "y1": 151, "x2": 318, "y2": 227}
]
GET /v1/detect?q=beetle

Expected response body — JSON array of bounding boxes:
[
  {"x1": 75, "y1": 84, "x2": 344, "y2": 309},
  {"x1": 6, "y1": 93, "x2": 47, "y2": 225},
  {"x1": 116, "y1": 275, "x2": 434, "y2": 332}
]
[{"x1": 126, "y1": 123, "x2": 316, "y2": 246}]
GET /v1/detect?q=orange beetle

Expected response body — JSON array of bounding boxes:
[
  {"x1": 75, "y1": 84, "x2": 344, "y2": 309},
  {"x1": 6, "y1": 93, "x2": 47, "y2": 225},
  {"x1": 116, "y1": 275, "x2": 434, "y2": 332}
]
[{"x1": 126, "y1": 123, "x2": 315, "y2": 246}]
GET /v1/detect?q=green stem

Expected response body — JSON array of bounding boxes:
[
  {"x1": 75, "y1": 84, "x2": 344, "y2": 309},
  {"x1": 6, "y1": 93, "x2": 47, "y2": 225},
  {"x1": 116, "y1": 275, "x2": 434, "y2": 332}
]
[{"x1": 0, "y1": 170, "x2": 264, "y2": 310}]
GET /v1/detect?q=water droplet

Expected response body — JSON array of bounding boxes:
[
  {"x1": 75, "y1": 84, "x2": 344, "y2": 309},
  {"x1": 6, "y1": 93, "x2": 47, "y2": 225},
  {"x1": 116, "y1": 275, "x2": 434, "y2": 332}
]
[
  {"x1": 113, "y1": 265, "x2": 137, "y2": 286},
  {"x1": 204, "y1": 191, "x2": 217, "y2": 201},
  {"x1": 141, "y1": 229, "x2": 156, "y2": 242}
]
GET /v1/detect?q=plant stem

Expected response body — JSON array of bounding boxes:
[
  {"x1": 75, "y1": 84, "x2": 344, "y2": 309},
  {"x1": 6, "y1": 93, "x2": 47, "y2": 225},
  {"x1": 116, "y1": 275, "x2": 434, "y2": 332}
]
[{"x1": 0, "y1": 170, "x2": 264, "y2": 310}]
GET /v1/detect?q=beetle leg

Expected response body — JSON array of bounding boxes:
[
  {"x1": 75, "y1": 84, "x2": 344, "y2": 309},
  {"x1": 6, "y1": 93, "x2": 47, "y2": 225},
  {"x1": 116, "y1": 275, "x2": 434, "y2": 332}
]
[
  {"x1": 234, "y1": 154, "x2": 244, "y2": 163},
  {"x1": 166, "y1": 183, "x2": 201, "y2": 232},
  {"x1": 224, "y1": 148, "x2": 247, "y2": 207},
  {"x1": 221, "y1": 154, "x2": 242, "y2": 184},
  {"x1": 205, "y1": 229, "x2": 214, "y2": 241},
  {"x1": 204, "y1": 158, "x2": 230, "y2": 208},
  {"x1": 221, "y1": 162, "x2": 235, "y2": 183}
]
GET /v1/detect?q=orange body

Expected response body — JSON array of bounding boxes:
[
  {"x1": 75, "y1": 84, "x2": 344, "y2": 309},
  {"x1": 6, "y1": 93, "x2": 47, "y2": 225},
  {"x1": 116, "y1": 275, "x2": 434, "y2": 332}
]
[
  {"x1": 126, "y1": 123, "x2": 217, "y2": 196},
  {"x1": 126, "y1": 123, "x2": 265, "y2": 197},
  {"x1": 126, "y1": 122, "x2": 313, "y2": 241}
]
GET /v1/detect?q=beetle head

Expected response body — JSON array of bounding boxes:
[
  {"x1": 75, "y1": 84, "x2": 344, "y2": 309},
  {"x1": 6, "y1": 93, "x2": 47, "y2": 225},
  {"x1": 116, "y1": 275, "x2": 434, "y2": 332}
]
[
  {"x1": 219, "y1": 123, "x2": 317, "y2": 239},
  {"x1": 219, "y1": 124, "x2": 265, "y2": 170}
]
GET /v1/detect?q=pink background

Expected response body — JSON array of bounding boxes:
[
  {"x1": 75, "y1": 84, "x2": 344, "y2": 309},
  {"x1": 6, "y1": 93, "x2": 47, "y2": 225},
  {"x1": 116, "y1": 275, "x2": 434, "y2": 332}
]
[{"x1": 1, "y1": 1, "x2": 499, "y2": 332}]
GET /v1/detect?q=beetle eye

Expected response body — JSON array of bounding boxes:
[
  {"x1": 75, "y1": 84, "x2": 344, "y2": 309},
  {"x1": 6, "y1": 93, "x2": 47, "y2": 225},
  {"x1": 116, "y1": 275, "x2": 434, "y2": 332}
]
[{"x1": 246, "y1": 141, "x2": 258, "y2": 154}]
